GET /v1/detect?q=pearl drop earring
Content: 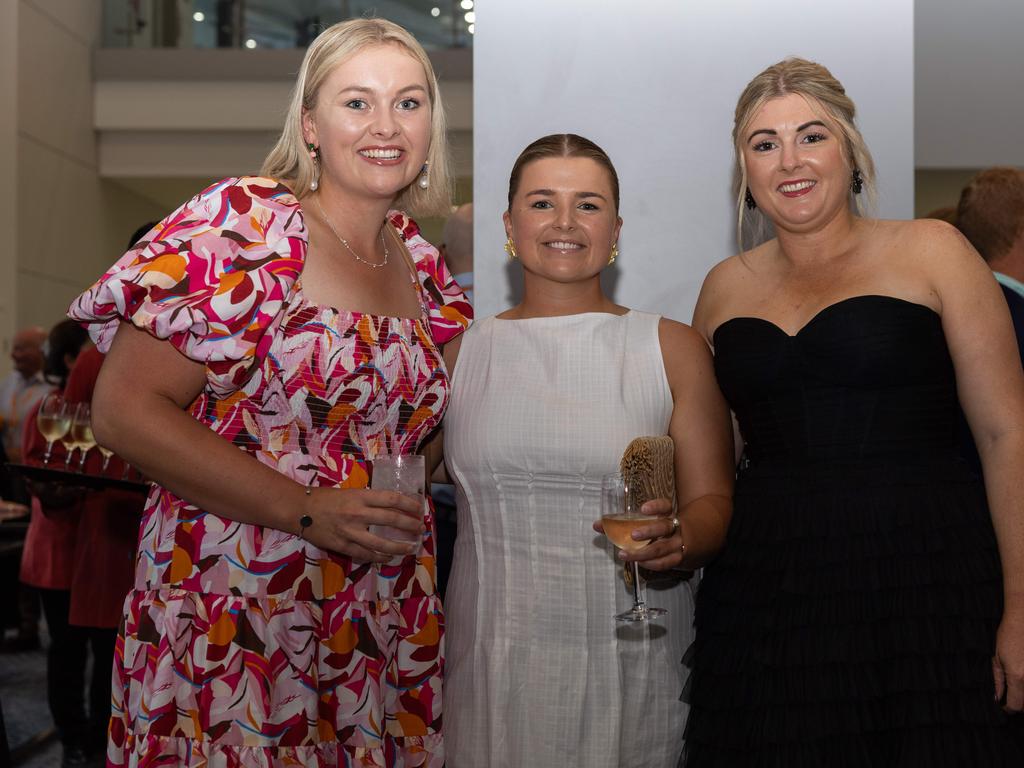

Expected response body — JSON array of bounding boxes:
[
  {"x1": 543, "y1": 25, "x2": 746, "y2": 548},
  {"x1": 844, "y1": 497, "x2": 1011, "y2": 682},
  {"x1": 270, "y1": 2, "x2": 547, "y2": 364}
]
[{"x1": 307, "y1": 142, "x2": 320, "y2": 191}]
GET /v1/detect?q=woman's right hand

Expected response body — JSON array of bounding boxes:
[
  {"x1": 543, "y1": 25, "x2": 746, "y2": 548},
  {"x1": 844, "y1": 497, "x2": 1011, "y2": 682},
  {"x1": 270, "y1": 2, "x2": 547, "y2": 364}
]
[{"x1": 299, "y1": 487, "x2": 425, "y2": 562}]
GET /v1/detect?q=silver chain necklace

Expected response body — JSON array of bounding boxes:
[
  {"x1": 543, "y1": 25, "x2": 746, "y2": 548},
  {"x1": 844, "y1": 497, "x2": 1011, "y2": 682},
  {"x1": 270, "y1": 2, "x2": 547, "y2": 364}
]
[{"x1": 314, "y1": 195, "x2": 389, "y2": 269}]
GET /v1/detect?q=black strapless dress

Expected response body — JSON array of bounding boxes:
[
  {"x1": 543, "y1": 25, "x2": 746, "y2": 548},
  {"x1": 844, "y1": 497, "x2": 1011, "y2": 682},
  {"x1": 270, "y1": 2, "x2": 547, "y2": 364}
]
[{"x1": 683, "y1": 295, "x2": 1022, "y2": 767}]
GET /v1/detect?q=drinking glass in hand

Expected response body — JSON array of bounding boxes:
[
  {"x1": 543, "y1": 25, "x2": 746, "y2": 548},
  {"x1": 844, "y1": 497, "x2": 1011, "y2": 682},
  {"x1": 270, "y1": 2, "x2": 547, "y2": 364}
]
[
  {"x1": 36, "y1": 393, "x2": 71, "y2": 466},
  {"x1": 369, "y1": 454, "x2": 426, "y2": 549},
  {"x1": 600, "y1": 472, "x2": 666, "y2": 623}
]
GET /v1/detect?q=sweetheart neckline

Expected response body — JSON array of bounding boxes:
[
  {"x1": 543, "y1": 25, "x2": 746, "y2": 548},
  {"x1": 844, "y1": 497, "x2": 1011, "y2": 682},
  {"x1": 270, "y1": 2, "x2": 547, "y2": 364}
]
[{"x1": 712, "y1": 295, "x2": 940, "y2": 341}]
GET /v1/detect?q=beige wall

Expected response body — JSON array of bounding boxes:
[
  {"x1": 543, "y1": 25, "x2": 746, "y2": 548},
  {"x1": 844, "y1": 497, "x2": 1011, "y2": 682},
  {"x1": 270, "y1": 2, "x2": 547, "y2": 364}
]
[
  {"x1": 914, "y1": 169, "x2": 983, "y2": 219},
  {"x1": 10, "y1": 0, "x2": 165, "y2": 376},
  {"x1": 1, "y1": 2, "x2": 17, "y2": 370}
]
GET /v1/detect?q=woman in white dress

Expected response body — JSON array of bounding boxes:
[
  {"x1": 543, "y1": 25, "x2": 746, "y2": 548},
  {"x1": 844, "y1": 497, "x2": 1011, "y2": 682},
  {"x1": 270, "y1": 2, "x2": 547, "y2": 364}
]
[{"x1": 441, "y1": 134, "x2": 735, "y2": 767}]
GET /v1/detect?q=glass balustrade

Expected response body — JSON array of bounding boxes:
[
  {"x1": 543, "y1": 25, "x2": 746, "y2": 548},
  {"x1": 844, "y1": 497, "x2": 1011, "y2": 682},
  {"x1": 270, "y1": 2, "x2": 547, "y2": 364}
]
[{"x1": 102, "y1": 0, "x2": 475, "y2": 49}]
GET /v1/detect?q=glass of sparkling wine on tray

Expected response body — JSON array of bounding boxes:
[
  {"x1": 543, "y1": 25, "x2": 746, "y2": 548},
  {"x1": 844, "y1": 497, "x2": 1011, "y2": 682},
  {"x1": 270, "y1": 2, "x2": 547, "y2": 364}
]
[
  {"x1": 61, "y1": 423, "x2": 80, "y2": 470},
  {"x1": 71, "y1": 403, "x2": 96, "y2": 472},
  {"x1": 36, "y1": 393, "x2": 71, "y2": 466},
  {"x1": 601, "y1": 472, "x2": 666, "y2": 623},
  {"x1": 97, "y1": 444, "x2": 114, "y2": 473},
  {"x1": 369, "y1": 454, "x2": 426, "y2": 552}
]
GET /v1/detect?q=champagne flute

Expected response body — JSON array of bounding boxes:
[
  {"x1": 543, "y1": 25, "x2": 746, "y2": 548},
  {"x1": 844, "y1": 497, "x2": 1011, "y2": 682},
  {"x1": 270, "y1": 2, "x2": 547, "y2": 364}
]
[
  {"x1": 97, "y1": 444, "x2": 114, "y2": 473},
  {"x1": 600, "y1": 472, "x2": 667, "y2": 623},
  {"x1": 70, "y1": 403, "x2": 95, "y2": 473},
  {"x1": 61, "y1": 421, "x2": 81, "y2": 471},
  {"x1": 36, "y1": 393, "x2": 71, "y2": 466}
]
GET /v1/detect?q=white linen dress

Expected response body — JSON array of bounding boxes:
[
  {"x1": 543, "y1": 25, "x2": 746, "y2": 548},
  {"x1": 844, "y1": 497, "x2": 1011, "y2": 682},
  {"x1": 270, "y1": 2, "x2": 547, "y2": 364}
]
[{"x1": 443, "y1": 310, "x2": 694, "y2": 768}]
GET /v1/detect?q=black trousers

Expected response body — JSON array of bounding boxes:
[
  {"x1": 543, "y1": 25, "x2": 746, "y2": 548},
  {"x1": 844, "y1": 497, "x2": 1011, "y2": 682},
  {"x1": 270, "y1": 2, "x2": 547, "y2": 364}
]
[{"x1": 38, "y1": 589, "x2": 116, "y2": 753}]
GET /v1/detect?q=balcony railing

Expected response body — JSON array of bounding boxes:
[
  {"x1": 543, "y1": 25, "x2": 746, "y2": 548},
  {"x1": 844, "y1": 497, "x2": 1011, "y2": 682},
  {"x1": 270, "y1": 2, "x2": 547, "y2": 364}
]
[{"x1": 102, "y1": 0, "x2": 475, "y2": 50}]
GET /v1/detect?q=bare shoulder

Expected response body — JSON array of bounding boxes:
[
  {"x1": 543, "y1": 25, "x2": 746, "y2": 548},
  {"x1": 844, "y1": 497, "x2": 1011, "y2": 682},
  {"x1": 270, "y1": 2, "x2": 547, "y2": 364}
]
[
  {"x1": 867, "y1": 218, "x2": 994, "y2": 317},
  {"x1": 658, "y1": 317, "x2": 708, "y2": 354},
  {"x1": 885, "y1": 218, "x2": 986, "y2": 282},
  {"x1": 693, "y1": 242, "x2": 775, "y2": 340},
  {"x1": 883, "y1": 218, "x2": 975, "y2": 261},
  {"x1": 658, "y1": 317, "x2": 714, "y2": 395},
  {"x1": 699, "y1": 251, "x2": 754, "y2": 297}
]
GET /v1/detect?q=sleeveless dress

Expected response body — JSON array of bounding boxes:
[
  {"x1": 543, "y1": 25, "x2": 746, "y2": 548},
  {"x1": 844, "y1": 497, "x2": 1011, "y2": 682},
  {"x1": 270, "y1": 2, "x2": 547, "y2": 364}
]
[
  {"x1": 443, "y1": 311, "x2": 693, "y2": 768},
  {"x1": 68, "y1": 176, "x2": 471, "y2": 767},
  {"x1": 684, "y1": 295, "x2": 1022, "y2": 767}
]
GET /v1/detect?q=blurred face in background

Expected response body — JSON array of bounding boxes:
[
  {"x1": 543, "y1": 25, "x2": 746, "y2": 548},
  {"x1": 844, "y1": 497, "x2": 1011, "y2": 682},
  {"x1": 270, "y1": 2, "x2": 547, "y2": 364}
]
[{"x1": 11, "y1": 328, "x2": 46, "y2": 378}]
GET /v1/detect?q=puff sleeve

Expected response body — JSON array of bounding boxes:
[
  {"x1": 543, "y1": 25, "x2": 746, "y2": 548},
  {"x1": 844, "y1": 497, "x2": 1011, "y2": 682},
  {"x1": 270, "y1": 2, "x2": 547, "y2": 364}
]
[
  {"x1": 68, "y1": 177, "x2": 306, "y2": 397},
  {"x1": 390, "y1": 211, "x2": 473, "y2": 344}
]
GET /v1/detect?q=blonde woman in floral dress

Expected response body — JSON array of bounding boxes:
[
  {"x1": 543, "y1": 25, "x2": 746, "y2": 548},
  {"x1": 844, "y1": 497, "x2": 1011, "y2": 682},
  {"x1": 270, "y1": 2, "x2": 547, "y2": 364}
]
[{"x1": 68, "y1": 19, "x2": 469, "y2": 767}]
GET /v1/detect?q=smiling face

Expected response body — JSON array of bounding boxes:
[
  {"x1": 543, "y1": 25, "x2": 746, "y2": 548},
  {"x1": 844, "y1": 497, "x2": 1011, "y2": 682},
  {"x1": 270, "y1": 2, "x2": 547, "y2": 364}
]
[
  {"x1": 504, "y1": 156, "x2": 622, "y2": 286},
  {"x1": 742, "y1": 92, "x2": 852, "y2": 233},
  {"x1": 302, "y1": 43, "x2": 431, "y2": 203}
]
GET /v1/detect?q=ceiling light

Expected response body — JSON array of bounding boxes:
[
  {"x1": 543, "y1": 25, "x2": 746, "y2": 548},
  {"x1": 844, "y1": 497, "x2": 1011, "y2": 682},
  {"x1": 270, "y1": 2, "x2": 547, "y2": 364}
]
[
  {"x1": 460, "y1": 0, "x2": 474, "y2": 9},
  {"x1": 193, "y1": 11, "x2": 205, "y2": 22},
  {"x1": 464, "y1": 11, "x2": 476, "y2": 23},
  {"x1": 431, "y1": 7, "x2": 440, "y2": 17},
  {"x1": 244, "y1": 38, "x2": 257, "y2": 49}
]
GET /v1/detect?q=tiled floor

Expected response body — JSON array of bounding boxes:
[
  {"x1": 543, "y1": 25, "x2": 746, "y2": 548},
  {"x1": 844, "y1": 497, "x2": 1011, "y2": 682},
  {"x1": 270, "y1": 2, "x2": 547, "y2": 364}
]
[{"x1": 0, "y1": 633, "x2": 58, "y2": 766}]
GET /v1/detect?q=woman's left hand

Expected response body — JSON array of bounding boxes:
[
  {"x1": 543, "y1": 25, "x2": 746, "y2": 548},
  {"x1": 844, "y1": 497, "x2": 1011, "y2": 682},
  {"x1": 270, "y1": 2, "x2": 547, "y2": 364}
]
[
  {"x1": 994, "y1": 607, "x2": 1024, "y2": 712},
  {"x1": 593, "y1": 497, "x2": 687, "y2": 571}
]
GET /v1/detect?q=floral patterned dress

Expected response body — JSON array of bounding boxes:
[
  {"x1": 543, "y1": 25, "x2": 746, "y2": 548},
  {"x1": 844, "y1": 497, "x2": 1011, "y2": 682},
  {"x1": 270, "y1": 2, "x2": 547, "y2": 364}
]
[{"x1": 68, "y1": 176, "x2": 471, "y2": 767}]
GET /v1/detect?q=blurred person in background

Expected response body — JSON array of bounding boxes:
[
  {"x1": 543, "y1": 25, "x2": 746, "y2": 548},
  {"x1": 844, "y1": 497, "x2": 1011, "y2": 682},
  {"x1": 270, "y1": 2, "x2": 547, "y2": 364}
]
[
  {"x1": 0, "y1": 326, "x2": 52, "y2": 498},
  {"x1": 439, "y1": 202, "x2": 474, "y2": 303},
  {"x1": 17, "y1": 319, "x2": 93, "y2": 766},
  {"x1": 956, "y1": 167, "x2": 1024, "y2": 361},
  {"x1": 1, "y1": 325, "x2": 60, "y2": 653},
  {"x1": 59, "y1": 342, "x2": 143, "y2": 766}
]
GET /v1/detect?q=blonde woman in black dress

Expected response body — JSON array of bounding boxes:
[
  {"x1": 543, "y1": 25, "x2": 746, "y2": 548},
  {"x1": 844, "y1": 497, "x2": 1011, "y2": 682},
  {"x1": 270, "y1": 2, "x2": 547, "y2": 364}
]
[{"x1": 684, "y1": 58, "x2": 1024, "y2": 766}]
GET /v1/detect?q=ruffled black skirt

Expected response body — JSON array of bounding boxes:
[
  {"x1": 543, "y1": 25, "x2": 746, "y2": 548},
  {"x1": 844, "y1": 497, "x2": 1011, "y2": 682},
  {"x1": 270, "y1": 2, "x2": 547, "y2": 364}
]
[{"x1": 682, "y1": 458, "x2": 1023, "y2": 767}]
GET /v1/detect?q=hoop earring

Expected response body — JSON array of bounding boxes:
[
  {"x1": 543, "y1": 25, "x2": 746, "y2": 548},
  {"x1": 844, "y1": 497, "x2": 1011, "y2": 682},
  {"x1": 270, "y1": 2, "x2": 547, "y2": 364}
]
[
  {"x1": 609, "y1": 243, "x2": 619, "y2": 265},
  {"x1": 418, "y1": 162, "x2": 430, "y2": 190},
  {"x1": 307, "y1": 142, "x2": 321, "y2": 191},
  {"x1": 851, "y1": 168, "x2": 864, "y2": 195},
  {"x1": 744, "y1": 188, "x2": 757, "y2": 210},
  {"x1": 504, "y1": 237, "x2": 517, "y2": 260}
]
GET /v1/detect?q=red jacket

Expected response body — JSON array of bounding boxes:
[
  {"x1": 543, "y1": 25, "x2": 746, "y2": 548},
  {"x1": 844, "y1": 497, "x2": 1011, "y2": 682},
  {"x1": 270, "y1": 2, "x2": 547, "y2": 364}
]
[
  {"x1": 63, "y1": 347, "x2": 143, "y2": 628},
  {"x1": 18, "y1": 393, "x2": 79, "y2": 590}
]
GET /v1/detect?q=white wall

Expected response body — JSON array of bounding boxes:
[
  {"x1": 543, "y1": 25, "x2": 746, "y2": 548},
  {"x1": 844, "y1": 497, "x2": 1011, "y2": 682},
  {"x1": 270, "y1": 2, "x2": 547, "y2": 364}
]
[
  {"x1": 473, "y1": 0, "x2": 914, "y2": 322},
  {"x1": 916, "y1": 0, "x2": 1024, "y2": 169}
]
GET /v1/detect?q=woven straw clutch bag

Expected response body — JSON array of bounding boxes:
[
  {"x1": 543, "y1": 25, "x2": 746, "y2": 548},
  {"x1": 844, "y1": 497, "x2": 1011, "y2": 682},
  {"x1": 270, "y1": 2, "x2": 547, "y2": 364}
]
[
  {"x1": 619, "y1": 435, "x2": 675, "y2": 506},
  {"x1": 619, "y1": 435, "x2": 686, "y2": 585}
]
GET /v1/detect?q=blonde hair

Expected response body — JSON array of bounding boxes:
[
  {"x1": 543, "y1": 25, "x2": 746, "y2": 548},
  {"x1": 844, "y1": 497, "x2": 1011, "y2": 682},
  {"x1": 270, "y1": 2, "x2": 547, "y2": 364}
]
[
  {"x1": 261, "y1": 18, "x2": 451, "y2": 216},
  {"x1": 732, "y1": 57, "x2": 876, "y2": 250}
]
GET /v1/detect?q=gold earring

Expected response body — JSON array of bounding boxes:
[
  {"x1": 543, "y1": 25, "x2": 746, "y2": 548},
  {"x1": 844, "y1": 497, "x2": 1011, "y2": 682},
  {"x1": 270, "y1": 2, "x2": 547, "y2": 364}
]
[
  {"x1": 609, "y1": 243, "x2": 619, "y2": 265},
  {"x1": 504, "y1": 237, "x2": 517, "y2": 260}
]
